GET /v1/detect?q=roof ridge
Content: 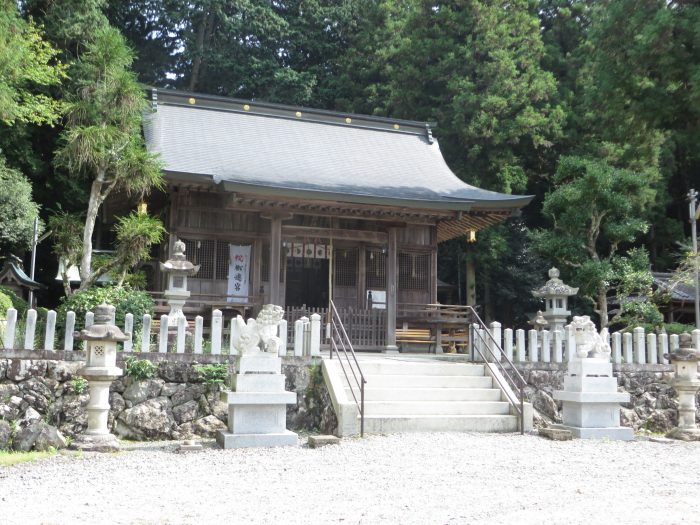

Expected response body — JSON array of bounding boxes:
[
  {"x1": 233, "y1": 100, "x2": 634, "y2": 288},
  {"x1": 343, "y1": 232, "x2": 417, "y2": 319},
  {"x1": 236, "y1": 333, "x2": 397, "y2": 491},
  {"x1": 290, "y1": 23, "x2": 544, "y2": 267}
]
[{"x1": 149, "y1": 87, "x2": 434, "y2": 138}]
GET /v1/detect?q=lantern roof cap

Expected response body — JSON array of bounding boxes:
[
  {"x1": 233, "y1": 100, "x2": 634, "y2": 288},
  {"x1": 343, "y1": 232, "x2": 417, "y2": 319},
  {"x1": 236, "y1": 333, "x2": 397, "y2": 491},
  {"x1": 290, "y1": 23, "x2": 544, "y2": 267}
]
[
  {"x1": 528, "y1": 310, "x2": 549, "y2": 328},
  {"x1": 532, "y1": 267, "x2": 578, "y2": 298},
  {"x1": 75, "y1": 303, "x2": 129, "y2": 342},
  {"x1": 160, "y1": 239, "x2": 200, "y2": 274},
  {"x1": 666, "y1": 332, "x2": 700, "y2": 361}
]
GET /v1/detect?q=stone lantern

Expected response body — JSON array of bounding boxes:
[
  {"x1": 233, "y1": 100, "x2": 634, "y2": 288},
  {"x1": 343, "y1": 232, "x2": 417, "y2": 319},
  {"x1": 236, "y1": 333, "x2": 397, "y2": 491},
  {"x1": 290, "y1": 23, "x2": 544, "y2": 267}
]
[
  {"x1": 665, "y1": 333, "x2": 700, "y2": 441},
  {"x1": 529, "y1": 310, "x2": 549, "y2": 332},
  {"x1": 160, "y1": 239, "x2": 200, "y2": 328},
  {"x1": 73, "y1": 303, "x2": 128, "y2": 451},
  {"x1": 532, "y1": 267, "x2": 578, "y2": 333}
]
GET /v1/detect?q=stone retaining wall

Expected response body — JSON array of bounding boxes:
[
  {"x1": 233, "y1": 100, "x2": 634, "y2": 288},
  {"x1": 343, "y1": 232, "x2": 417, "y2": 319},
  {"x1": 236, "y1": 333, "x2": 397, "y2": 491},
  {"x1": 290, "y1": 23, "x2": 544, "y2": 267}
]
[
  {"x1": 0, "y1": 351, "x2": 337, "y2": 451},
  {"x1": 518, "y1": 362, "x2": 699, "y2": 432}
]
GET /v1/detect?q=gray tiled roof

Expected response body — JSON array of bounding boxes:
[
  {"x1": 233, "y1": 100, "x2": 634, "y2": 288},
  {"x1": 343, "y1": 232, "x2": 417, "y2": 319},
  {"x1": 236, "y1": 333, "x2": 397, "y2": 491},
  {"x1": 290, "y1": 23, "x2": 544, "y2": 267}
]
[
  {"x1": 653, "y1": 272, "x2": 696, "y2": 301},
  {"x1": 144, "y1": 90, "x2": 531, "y2": 211}
]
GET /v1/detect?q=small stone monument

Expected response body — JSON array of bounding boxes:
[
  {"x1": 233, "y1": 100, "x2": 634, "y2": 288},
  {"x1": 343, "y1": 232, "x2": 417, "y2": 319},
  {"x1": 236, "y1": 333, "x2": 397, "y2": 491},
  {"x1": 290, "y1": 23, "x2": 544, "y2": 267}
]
[
  {"x1": 665, "y1": 333, "x2": 700, "y2": 441},
  {"x1": 532, "y1": 268, "x2": 578, "y2": 333},
  {"x1": 216, "y1": 304, "x2": 298, "y2": 449},
  {"x1": 159, "y1": 239, "x2": 200, "y2": 328},
  {"x1": 72, "y1": 303, "x2": 128, "y2": 452},
  {"x1": 552, "y1": 315, "x2": 633, "y2": 440}
]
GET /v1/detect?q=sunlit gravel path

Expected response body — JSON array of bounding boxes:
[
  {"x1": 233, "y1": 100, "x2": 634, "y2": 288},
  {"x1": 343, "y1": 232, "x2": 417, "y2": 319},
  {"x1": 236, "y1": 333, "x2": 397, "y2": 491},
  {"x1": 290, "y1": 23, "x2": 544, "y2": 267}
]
[{"x1": 1, "y1": 433, "x2": 698, "y2": 525}]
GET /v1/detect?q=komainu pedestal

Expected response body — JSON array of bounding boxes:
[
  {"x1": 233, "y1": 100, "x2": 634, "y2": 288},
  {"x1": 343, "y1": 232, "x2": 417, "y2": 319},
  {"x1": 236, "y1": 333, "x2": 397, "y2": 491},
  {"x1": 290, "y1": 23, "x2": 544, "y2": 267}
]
[
  {"x1": 216, "y1": 305, "x2": 298, "y2": 449},
  {"x1": 553, "y1": 316, "x2": 633, "y2": 441}
]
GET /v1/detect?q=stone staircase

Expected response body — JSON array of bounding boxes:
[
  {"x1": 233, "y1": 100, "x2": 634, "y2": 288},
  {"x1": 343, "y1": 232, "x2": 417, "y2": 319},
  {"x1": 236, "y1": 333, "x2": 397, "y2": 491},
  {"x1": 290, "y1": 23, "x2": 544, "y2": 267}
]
[{"x1": 323, "y1": 357, "x2": 530, "y2": 436}]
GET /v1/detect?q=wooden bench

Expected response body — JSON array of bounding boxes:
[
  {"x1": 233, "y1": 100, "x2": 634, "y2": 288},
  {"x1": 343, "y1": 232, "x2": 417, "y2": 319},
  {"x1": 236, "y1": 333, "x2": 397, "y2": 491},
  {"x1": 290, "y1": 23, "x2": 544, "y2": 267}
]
[{"x1": 396, "y1": 327, "x2": 436, "y2": 352}]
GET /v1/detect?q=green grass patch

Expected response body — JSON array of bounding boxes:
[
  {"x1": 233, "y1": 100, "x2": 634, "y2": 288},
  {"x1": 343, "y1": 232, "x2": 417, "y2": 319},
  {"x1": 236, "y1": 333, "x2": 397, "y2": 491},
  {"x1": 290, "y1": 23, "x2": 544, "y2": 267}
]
[{"x1": 0, "y1": 449, "x2": 57, "y2": 467}]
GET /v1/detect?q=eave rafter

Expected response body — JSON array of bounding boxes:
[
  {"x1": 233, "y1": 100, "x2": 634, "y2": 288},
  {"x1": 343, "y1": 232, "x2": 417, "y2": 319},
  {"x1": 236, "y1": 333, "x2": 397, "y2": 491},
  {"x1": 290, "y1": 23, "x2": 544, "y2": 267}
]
[{"x1": 170, "y1": 183, "x2": 513, "y2": 240}]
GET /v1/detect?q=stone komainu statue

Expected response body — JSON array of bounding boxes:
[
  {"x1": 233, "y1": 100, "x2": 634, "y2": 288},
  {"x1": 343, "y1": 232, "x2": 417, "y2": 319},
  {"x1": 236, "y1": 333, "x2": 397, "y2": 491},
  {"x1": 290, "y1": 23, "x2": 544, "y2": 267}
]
[
  {"x1": 570, "y1": 315, "x2": 611, "y2": 359},
  {"x1": 233, "y1": 304, "x2": 285, "y2": 355}
]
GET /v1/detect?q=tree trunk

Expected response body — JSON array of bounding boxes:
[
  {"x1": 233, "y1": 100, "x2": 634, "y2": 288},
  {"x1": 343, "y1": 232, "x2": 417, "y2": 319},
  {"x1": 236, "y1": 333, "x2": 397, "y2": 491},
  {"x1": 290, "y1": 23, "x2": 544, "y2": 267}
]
[
  {"x1": 188, "y1": 11, "x2": 215, "y2": 92},
  {"x1": 78, "y1": 172, "x2": 105, "y2": 290},
  {"x1": 597, "y1": 287, "x2": 608, "y2": 328},
  {"x1": 60, "y1": 259, "x2": 72, "y2": 297}
]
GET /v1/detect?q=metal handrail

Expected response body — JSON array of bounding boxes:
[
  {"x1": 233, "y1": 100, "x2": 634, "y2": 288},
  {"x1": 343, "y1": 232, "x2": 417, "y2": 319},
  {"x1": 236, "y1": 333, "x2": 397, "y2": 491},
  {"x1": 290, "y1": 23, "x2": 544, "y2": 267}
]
[
  {"x1": 328, "y1": 300, "x2": 367, "y2": 437},
  {"x1": 466, "y1": 306, "x2": 528, "y2": 435}
]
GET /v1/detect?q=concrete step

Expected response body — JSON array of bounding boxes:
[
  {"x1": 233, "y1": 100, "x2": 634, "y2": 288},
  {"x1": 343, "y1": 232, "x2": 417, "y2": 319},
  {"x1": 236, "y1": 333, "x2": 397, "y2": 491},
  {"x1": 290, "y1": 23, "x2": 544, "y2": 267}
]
[
  {"x1": 360, "y1": 374, "x2": 493, "y2": 389},
  {"x1": 363, "y1": 400, "x2": 511, "y2": 416},
  {"x1": 356, "y1": 361, "x2": 485, "y2": 376},
  {"x1": 361, "y1": 414, "x2": 519, "y2": 433},
  {"x1": 345, "y1": 387, "x2": 502, "y2": 402}
]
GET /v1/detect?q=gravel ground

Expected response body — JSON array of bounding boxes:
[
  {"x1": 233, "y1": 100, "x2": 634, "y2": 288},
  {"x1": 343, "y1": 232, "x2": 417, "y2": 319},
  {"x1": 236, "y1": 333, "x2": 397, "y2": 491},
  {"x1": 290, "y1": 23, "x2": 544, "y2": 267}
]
[{"x1": 0, "y1": 433, "x2": 698, "y2": 525}]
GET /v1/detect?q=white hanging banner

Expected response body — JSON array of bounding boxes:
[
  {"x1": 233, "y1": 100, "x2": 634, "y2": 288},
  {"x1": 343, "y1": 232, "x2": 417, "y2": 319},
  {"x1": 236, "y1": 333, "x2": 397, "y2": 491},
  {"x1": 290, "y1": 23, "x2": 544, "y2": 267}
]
[{"x1": 227, "y1": 244, "x2": 251, "y2": 303}]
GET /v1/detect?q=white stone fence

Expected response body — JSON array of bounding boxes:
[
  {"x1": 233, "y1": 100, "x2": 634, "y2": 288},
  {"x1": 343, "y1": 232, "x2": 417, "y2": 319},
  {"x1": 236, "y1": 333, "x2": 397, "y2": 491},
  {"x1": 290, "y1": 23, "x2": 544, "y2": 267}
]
[
  {"x1": 0, "y1": 308, "x2": 322, "y2": 357},
  {"x1": 473, "y1": 322, "x2": 700, "y2": 365}
]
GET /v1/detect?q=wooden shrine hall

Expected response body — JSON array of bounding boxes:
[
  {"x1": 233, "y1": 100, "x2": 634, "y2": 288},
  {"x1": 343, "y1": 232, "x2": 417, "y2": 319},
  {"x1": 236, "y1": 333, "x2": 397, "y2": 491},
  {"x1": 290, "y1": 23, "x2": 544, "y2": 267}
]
[{"x1": 139, "y1": 88, "x2": 532, "y2": 351}]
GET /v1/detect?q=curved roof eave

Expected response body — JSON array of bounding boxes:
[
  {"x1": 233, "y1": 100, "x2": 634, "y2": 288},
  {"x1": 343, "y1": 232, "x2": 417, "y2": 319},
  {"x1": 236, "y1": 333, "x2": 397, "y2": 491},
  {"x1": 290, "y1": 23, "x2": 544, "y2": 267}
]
[{"x1": 164, "y1": 170, "x2": 533, "y2": 212}]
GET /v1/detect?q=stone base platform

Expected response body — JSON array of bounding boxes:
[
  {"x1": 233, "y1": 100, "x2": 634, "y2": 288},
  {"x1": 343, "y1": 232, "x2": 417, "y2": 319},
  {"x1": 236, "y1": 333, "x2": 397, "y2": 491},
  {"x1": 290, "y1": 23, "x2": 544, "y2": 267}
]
[
  {"x1": 551, "y1": 424, "x2": 634, "y2": 441},
  {"x1": 70, "y1": 433, "x2": 120, "y2": 452},
  {"x1": 216, "y1": 430, "x2": 298, "y2": 449},
  {"x1": 666, "y1": 427, "x2": 700, "y2": 441},
  {"x1": 538, "y1": 427, "x2": 572, "y2": 441}
]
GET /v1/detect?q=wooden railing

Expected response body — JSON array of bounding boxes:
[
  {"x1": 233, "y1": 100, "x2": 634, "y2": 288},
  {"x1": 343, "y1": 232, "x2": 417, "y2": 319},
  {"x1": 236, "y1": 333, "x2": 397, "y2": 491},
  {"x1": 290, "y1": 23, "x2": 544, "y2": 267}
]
[{"x1": 285, "y1": 306, "x2": 387, "y2": 350}]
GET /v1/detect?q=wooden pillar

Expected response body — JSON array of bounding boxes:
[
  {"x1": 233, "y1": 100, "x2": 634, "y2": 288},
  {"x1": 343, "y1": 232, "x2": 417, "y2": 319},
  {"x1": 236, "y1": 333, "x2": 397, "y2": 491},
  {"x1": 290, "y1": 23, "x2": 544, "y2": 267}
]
[
  {"x1": 430, "y1": 226, "x2": 438, "y2": 303},
  {"x1": 385, "y1": 228, "x2": 398, "y2": 353},
  {"x1": 269, "y1": 216, "x2": 282, "y2": 306},
  {"x1": 466, "y1": 257, "x2": 476, "y2": 306},
  {"x1": 252, "y1": 239, "x2": 262, "y2": 301},
  {"x1": 358, "y1": 244, "x2": 366, "y2": 308}
]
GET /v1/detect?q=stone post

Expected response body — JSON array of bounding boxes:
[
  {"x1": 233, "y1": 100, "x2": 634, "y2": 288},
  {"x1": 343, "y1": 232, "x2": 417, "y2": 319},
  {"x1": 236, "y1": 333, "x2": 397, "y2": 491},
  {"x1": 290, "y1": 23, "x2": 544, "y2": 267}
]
[
  {"x1": 310, "y1": 313, "x2": 321, "y2": 356},
  {"x1": 665, "y1": 333, "x2": 700, "y2": 441},
  {"x1": 489, "y1": 321, "x2": 502, "y2": 362},
  {"x1": 72, "y1": 303, "x2": 128, "y2": 452}
]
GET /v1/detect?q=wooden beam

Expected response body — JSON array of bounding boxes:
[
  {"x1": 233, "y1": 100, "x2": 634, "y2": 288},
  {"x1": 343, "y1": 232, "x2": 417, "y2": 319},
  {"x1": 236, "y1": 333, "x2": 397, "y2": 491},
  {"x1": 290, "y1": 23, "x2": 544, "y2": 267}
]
[
  {"x1": 171, "y1": 227, "x2": 261, "y2": 241},
  {"x1": 282, "y1": 225, "x2": 388, "y2": 243}
]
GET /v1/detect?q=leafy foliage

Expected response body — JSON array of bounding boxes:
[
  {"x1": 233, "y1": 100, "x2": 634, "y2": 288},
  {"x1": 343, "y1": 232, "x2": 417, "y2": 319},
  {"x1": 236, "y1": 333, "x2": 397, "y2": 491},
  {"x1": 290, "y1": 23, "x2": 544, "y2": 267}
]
[
  {"x1": 0, "y1": 290, "x2": 12, "y2": 318},
  {"x1": 608, "y1": 248, "x2": 664, "y2": 330},
  {"x1": 54, "y1": 25, "x2": 162, "y2": 291},
  {"x1": 0, "y1": 158, "x2": 41, "y2": 255},
  {"x1": 47, "y1": 211, "x2": 83, "y2": 296},
  {"x1": 56, "y1": 285, "x2": 154, "y2": 336},
  {"x1": 195, "y1": 363, "x2": 229, "y2": 385},
  {"x1": 532, "y1": 156, "x2": 655, "y2": 326},
  {"x1": 0, "y1": 286, "x2": 28, "y2": 317},
  {"x1": 111, "y1": 212, "x2": 166, "y2": 285},
  {"x1": 0, "y1": 1, "x2": 66, "y2": 126},
  {"x1": 124, "y1": 356, "x2": 157, "y2": 380},
  {"x1": 70, "y1": 376, "x2": 88, "y2": 394},
  {"x1": 376, "y1": 0, "x2": 563, "y2": 192}
]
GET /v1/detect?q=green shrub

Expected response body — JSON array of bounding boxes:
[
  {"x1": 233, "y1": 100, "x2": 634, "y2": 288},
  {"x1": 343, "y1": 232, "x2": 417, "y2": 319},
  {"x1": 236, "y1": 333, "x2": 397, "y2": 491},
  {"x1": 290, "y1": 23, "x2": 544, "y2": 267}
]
[
  {"x1": 0, "y1": 291, "x2": 12, "y2": 318},
  {"x1": 195, "y1": 363, "x2": 229, "y2": 384},
  {"x1": 71, "y1": 376, "x2": 88, "y2": 394},
  {"x1": 0, "y1": 286, "x2": 28, "y2": 317},
  {"x1": 639, "y1": 322, "x2": 696, "y2": 335},
  {"x1": 57, "y1": 285, "x2": 154, "y2": 338},
  {"x1": 124, "y1": 356, "x2": 157, "y2": 380}
]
